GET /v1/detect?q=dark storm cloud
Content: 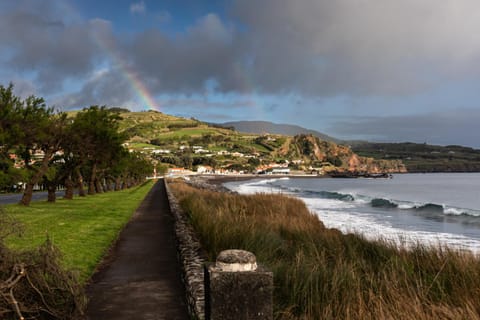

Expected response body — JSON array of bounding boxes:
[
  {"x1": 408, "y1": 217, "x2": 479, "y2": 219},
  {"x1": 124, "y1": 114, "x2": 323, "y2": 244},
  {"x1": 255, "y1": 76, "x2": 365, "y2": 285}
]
[
  {"x1": 128, "y1": 13, "x2": 246, "y2": 93},
  {"x1": 0, "y1": 1, "x2": 102, "y2": 92},
  {"x1": 3, "y1": 0, "x2": 480, "y2": 106},
  {"x1": 329, "y1": 110, "x2": 480, "y2": 148},
  {"x1": 161, "y1": 96, "x2": 257, "y2": 109},
  {"x1": 52, "y1": 69, "x2": 135, "y2": 109},
  {"x1": 120, "y1": 0, "x2": 480, "y2": 96},
  {"x1": 230, "y1": 0, "x2": 480, "y2": 96}
]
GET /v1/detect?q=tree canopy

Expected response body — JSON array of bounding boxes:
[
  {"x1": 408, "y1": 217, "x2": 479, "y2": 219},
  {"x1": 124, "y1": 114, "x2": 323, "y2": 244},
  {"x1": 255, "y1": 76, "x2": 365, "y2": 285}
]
[{"x1": 0, "y1": 84, "x2": 153, "y2": 204}]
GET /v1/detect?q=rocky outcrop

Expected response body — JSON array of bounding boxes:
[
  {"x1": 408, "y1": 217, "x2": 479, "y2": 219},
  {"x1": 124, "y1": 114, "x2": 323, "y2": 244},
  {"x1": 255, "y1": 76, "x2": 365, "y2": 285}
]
[
  {"x1": 347, "y1": 154, "x2": 406, "y2": 173},
  {"x1": 280, "y1": 134, "x2": 407, "y2": 173}
]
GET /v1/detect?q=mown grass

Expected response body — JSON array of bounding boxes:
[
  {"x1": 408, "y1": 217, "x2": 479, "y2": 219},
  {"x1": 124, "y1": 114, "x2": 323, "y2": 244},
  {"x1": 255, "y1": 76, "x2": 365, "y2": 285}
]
[
  {"x1": 169, "y1": 181, "x2": 480, "y2": 320},
  {"x1": 4, "y1": 180, "x2": 155, "y2": 283}
]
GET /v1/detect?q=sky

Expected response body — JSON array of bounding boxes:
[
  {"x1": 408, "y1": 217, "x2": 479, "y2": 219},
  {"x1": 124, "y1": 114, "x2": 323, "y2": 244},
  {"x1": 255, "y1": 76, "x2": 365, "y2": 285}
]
[{"x1": 1, "y1": 0, "x2": 480, "y2": 148}]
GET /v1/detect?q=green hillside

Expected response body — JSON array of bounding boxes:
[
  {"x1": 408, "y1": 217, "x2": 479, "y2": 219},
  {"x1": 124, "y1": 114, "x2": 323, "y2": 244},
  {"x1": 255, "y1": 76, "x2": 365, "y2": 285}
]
[
  {"x1": 114, "y1": 110, "x2": 405, "y2": 174},
  {"x1": 117, "y1": 110, "x2": 267, "y2": 152}
]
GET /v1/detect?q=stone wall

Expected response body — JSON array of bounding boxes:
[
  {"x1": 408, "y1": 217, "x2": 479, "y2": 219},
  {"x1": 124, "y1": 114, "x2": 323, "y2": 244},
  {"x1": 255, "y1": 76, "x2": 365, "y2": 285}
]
[{"x1": 164, "y1": 179, "x2": 207, "y2": 320}]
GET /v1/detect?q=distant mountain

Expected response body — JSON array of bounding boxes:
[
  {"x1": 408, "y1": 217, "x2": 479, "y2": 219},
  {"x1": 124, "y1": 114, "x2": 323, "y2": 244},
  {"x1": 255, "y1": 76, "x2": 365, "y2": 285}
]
[{"x1": 221, "y1": 121, "x2": 339, "y2": 143}]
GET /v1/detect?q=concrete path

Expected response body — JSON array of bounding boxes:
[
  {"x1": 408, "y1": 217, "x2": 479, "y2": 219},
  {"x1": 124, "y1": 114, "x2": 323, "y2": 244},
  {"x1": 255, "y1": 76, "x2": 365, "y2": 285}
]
[{"x1": 85, "y1": 179, "x2": 190, "y2": 320}]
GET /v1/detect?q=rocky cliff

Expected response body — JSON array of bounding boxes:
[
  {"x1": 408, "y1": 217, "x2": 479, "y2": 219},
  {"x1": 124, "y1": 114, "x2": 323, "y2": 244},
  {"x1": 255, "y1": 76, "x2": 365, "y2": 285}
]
[{"x1": 278, "y1": 135, "x2": 407, "y2": 173}]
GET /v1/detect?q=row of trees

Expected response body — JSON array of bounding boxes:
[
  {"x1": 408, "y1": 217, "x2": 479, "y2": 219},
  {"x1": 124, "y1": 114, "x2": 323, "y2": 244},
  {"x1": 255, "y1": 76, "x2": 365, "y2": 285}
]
[{"x1": 0, "y1": 84, "x2": 153, "y2": 205}]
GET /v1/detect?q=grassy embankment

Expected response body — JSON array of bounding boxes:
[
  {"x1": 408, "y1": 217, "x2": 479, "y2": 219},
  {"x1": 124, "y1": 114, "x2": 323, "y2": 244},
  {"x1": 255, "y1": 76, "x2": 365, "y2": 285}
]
[
  {"x1": 170, "y1": 181, "x2": 480, "y2": 320},
  {"x1": 4, "y1": 180, "x2": 155, "y2": 283}
]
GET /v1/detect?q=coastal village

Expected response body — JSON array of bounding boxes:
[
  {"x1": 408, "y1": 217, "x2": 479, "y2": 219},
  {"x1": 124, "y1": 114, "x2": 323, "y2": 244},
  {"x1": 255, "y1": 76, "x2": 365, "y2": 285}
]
[
  {"x1": 111, "y1": 110, "x2": 407, "y2": 178},
  {"x1": 131, "y1": 141, "x2": 296, "y2": 176}
]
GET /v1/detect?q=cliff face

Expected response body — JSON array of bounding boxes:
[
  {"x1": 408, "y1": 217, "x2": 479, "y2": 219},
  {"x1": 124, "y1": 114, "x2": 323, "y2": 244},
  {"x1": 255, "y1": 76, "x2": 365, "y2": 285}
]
[
  {"x1": 346, "y1": 154, "x2": 406, "y2": 173},
  {"x1": 279, "y1": 135, "x2": 407, "y2": 173}
]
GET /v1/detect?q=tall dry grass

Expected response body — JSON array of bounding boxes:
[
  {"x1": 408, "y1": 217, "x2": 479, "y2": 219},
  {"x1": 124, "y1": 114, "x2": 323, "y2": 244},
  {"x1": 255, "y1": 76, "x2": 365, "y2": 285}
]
[{"x1": 169, "y1": 181, "x2": 480, "y2": 320}]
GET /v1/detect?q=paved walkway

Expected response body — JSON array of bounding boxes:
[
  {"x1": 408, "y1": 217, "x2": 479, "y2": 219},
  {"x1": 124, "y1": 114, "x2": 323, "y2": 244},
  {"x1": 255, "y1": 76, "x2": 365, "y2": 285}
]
[{"x1": 85, "y1": 179, "x2": 190, "y2": 320}]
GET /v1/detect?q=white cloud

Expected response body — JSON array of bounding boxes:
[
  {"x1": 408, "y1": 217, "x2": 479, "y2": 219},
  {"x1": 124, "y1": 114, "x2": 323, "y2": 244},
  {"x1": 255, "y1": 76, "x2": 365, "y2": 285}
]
[{"x1": 130, "y1": 1, "x2": 146, "y2": 15}]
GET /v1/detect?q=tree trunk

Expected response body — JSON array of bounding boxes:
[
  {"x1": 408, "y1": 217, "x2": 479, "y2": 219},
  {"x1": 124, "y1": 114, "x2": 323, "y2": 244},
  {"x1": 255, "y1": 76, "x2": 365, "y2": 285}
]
[
  {"x1": 95, "y1": 178, "x2": 103, "y2": 194},
  {"x1": 64, "y1": 174, "x2": 74, "y2": 200},
  {"x1": 47, "y1": 184, "x2": 56, "y2": 203},
  {"x1": 88, "y1": 163, "x2": 97, "y2": 195},
  {"x1": 114, "y1": 177, "x2": 121, "y2": 191},
  {"x1": 76, "y1": 168, "x2": 86, "y2": 197},
  {"x1": 20, "y1": 182, "x2": 35, "y2": 206},
  {"x1": 20, "y1": 150, "x2": 53, "y2": 206},
  {"x1": 122, "y1": 177, "x2": 129, "y2": 189},
  {"x1": 104, "y1": 178, "x2": 112, "y2": 192}
]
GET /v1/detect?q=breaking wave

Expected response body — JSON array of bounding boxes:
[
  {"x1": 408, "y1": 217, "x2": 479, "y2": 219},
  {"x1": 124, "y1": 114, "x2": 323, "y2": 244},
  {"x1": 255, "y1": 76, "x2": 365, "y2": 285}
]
[
  {"x1": 231, "y1": 177, "x2": 480, "y2": 218},
  {"x1": 225, "y1": 174, "x2": 480, "y2": 253},
  {"x1": 284, "y1": 187, "x2": 480, "y2": 217}
]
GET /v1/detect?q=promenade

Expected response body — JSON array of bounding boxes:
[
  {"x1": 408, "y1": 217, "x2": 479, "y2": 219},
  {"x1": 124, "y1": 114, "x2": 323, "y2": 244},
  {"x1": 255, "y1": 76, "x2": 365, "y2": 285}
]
[{"x1": 85, "y1": 179, "x2": 189, "y2": 319}]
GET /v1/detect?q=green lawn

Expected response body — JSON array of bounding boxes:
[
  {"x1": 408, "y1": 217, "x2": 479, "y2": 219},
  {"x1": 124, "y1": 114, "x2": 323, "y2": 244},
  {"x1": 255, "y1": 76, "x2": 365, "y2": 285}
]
[{"x1": 4, "y1": 180, "x2": 155, "y2": 282}]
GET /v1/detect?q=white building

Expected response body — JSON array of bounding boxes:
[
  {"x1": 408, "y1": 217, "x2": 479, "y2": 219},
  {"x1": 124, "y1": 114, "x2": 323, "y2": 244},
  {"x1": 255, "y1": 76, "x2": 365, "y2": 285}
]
[{"x1": 272, "y1": 168, "x2": 290, "y2": 174}]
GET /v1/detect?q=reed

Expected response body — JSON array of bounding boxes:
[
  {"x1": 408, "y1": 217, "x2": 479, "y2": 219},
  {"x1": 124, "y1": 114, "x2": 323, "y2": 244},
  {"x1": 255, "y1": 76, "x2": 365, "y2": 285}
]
[{"x1": 169, "y1": 181, "x2": 480, "y2": 320}]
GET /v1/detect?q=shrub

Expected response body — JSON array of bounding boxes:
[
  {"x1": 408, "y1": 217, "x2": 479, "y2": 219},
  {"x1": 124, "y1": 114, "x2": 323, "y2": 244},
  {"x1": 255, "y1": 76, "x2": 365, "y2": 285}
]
[{"x1": 0, "y1": 211, "x2": 85, "y2": 319}]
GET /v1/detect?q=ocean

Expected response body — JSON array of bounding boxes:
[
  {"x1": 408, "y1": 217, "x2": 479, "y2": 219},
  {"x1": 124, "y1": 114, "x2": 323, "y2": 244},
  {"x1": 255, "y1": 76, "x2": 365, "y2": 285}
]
[{"x1": 224, "y1": 173, "x2": 480, "y2": 253}]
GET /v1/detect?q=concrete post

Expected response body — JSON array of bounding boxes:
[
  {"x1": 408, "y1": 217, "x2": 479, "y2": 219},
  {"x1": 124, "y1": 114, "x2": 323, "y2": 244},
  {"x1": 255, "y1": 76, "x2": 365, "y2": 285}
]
[{"x1": 205, "y1": 250, "x2": 273, "y2": 320}]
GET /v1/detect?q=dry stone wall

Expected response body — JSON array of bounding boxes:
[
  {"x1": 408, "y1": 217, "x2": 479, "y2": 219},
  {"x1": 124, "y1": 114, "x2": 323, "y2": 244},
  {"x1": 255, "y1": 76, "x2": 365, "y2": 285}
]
[{"x1": 164, "y1": 180, "x2": 207, "y2": 320}]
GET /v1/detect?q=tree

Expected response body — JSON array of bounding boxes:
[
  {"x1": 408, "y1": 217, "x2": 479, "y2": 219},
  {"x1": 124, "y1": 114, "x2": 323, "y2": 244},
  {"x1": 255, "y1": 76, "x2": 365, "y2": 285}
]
[
  {"x1": 43, "y1": 165, "x2": 61, "y2": 203},
  {"x1": 0, "y1": 165, "x2": 26, "y2": 193},
  {"x1": 59, "y1": 116, "x2": 90, "y2": 198},
  {"x1": 70, "y1": 106, "x2": 125, "y2": 195},
  {"x1": 180, "y1": 152, "x2": 193, "y2": 169},
  {"x1": 107, "y1": 151, "x2": 152, "y2": 190},
  {"x1": 0, "y1": 84, "x2": 23, "y2": 192},
  {"x1": 247, "y1": 157, "x2": 261, "y2": 172},
  {"x1": 1, "y1": 86, "x2": 69, "y2": 205},
  {"x1": 18, "y1": 110, "x2": 68, "y2": 205},
  {"x1": 0, "y1": 84, "x2": 22, "y2": 149},
  {"x1": 106, "y1": 148, "x2": 131, "y2": 191},
  {"x1": 326, "y1": 156, "x2": 343, "y2": 167}
]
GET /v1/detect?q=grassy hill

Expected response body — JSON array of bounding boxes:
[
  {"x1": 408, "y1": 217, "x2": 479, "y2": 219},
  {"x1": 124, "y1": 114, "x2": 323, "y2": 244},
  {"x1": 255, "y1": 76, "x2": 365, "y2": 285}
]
[
  {"x1": 113, "y1": 110, "x2": 405, "y2": 173},
  {"x1": 117, "y1": 110, "x2": 269, "y2": 153}
]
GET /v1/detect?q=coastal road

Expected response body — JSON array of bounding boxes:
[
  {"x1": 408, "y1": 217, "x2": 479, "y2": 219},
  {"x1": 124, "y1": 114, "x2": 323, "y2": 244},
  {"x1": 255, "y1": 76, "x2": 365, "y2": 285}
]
[{"x1": 0, "y1": 191, "x2": 64, "y2": 205}]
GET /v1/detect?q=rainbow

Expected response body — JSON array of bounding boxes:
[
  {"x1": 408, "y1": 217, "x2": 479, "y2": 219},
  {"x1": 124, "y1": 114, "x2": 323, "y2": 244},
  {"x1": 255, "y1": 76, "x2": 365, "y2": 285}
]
[
  {"x1": 61, "y1": 2, "x2": 268, "y2": 116},
  {"x1": 61, "y1": 0, "x2": 159, "y2": 110},
  {"x1": 94, "y1": 35, "x2": 159, "y2": 111},
  {"x1": 112, "y1": 52, "x2": 159, "y2": 110}
]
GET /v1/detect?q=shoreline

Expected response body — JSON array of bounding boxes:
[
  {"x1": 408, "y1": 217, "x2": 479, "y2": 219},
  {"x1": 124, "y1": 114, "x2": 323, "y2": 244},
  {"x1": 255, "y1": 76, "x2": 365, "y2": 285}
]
[
  {"x1": 195, "y1": 173, "x2": 326, "y2": 186},
  {"x1": 175, "y1": 173, "x2": 325, "y2": 194}
]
